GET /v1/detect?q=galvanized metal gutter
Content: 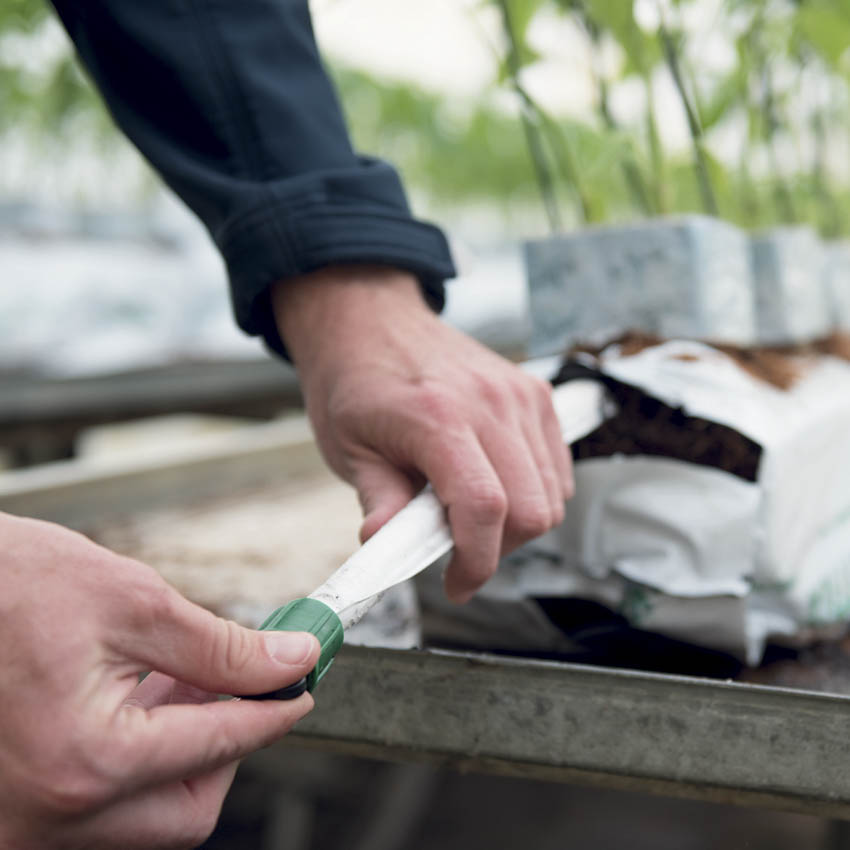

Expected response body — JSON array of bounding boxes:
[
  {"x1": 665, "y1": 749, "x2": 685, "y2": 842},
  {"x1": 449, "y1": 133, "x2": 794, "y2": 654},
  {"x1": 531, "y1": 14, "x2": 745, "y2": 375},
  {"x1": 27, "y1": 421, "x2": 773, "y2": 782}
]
[{"x1": 287, "y1": 645, "x2": 850, "y2": 819}]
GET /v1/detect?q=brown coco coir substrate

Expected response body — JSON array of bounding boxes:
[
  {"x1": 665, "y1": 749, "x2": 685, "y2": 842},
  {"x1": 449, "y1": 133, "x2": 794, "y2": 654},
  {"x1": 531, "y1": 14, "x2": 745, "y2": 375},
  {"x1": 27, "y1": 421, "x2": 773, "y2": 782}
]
[{"x1": 555, "y1": 331, "x2": 850, "y2": 481}]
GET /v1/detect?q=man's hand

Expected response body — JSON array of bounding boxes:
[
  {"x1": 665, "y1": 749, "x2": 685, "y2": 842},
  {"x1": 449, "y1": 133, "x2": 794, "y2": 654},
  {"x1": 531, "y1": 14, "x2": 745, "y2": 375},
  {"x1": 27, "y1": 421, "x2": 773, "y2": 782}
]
[
  {"x1": 0, "y1": 512, "x2": 319, "y2": 850},
  {"x1": 273, "y1": 265, "x2": 573, "y2": 604}
]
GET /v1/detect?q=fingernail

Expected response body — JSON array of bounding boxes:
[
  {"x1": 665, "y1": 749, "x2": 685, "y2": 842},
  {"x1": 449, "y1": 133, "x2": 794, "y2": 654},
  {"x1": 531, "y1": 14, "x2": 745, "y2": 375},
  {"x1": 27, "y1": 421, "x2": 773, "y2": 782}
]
[{"x1": 264, "y1": 631, "x2": 316, "y2": 665}]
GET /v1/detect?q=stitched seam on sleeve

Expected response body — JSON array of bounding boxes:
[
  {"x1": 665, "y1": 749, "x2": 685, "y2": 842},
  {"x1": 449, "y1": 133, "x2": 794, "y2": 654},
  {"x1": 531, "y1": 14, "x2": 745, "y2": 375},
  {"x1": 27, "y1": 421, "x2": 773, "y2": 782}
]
[
  {"x1": 219, "y1": 201, "x2": 441, "y2": 245},
  {"x1": 222, "y1": 208, "x2": 449, "y2": 264}
]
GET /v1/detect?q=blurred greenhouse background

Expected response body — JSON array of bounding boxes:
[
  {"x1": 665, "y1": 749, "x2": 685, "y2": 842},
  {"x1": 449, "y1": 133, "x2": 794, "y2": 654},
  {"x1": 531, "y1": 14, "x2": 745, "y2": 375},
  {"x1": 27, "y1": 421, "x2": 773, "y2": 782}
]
[
  {"x1": 4, "y1": 0, "x2": 850, "y2": 227},
  {"x1": 2, "y1": 0, "x2": 850, "y2": 369}
]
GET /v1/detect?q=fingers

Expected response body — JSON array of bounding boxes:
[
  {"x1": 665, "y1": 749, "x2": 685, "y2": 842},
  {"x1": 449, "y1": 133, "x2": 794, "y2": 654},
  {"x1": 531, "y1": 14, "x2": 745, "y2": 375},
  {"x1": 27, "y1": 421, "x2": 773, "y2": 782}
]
[
  {"x1": 73, "y1": 762, "x2": 240, "y2": 850},
  {"x1": 113, "y1": 692, "x2": 314, "y2": 793},
  {"x1": 521, "y1": 379, "x2": 573, "y2": 532},
  {"x1": 118, "y1": 588, "x2": 320, "y2": 698},
  {"x1": 480, "y1": 418, "x2": 556, "y2": 556},
  {"x1": 411, "y1": 428, "x2": 507, "y2": 604},
  {"x1": 411, "y1": 380, "x2": 572, "y2": 604},
  {"x1": 68, "y1": 622, "x2": 316, "y2": 841},
  {"x1": 125, "y1": 673, "x2": 216, "y2": 710},
  {"x1": 517, "y1": 415, "x2": 563, "y2": 539},
  {"x1": 352, "y1": 455, "x2": 420, "y2": 543},
  {"x1": 535, "y1": 379, "x2": 575, "y2": 502}
]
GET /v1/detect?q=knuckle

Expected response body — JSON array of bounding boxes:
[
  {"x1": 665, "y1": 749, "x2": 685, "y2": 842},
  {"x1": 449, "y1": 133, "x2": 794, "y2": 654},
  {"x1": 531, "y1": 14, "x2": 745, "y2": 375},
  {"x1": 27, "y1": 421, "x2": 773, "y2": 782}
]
[
  {"x1": 517, "y1": 375, "x2": 550, "y2": 408},
  {"x1": 214, "y1": 619, "x2": 257, "y2": 677},
  {"x1": 416, "y1": 383, "x2": 457, "y2": 426},
  {"x1": 563, "y1": 473, "x2": 576, "y2": 502},
  {"x1": 467, "y1": 484, "x2": 508, "y2": 525},
  {"x1": 511, "y1": 502, "x2": 553, "y2": 540},
  {"x1": 473, "y1": 372, "x2": 509, "y2": 415},
  {"x1": 130, "y1": 572, "x2": 176, "y2": 628}
]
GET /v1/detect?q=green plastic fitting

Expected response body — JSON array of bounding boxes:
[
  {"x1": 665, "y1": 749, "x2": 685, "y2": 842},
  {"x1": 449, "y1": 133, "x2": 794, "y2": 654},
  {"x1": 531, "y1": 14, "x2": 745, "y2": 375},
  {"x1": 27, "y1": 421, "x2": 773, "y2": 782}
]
[{"x1": 258, "y1": 598, "x2": 344, "y2": 692}]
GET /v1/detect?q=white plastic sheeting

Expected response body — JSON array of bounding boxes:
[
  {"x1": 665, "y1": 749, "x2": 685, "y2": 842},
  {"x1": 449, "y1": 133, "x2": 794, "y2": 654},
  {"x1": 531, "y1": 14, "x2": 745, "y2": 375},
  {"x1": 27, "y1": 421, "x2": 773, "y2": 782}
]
[{"x1": 421, "y1": 341, "x2": 850, "y2": 664}]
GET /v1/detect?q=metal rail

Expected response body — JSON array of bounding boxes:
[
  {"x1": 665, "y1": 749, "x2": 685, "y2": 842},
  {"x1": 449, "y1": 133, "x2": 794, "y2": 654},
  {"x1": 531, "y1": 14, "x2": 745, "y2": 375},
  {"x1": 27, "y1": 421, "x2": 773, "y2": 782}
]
[
  {"x1": 287, "y1": 645, "x2": 850, "y2": 820},
  {"x1": 0, "y1": 416, "x2": 322, "y2": 530},
  {"x1": 0, "y1": 358, "x2": 301, "y2": 466}
]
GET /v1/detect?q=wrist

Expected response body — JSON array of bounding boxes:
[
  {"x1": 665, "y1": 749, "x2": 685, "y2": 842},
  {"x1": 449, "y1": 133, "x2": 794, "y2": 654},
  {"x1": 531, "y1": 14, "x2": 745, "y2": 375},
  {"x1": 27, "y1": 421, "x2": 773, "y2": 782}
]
[{"x1": 271, "y1": 264, "x2": 430, "y2": 370}]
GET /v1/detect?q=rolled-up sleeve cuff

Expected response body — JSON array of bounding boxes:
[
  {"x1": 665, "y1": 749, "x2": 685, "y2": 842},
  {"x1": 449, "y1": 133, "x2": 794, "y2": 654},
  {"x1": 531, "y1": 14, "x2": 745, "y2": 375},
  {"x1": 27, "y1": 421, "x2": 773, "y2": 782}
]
[{"x1": 220, "y1": 202, "x2": 456, "y2": 359}]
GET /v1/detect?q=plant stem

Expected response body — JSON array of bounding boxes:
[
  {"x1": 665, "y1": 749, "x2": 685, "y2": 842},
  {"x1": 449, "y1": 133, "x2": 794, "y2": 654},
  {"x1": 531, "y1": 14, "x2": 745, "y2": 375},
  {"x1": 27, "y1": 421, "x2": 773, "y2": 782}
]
[
  {"x1": 811, "y1": 105, "x2": 841, "y2": 237},
  {"x1": 657, "y1": 16, "x2": 719, "y2": 216},
  {"x1": 588, "y1": 24, "x2": 653, "y2": 214},
  {"x1": 538, "y1": 109, "x2": 595, "y2": 222},
  {"x1": 744, "y1": 15, "x2": 796, "y2": 227},
  {"x1": 495, "y1": 0, "x2": 564, "y2": 232},
  {"x1": 759, "y1": 60, "x2": 797, "y2": 225},
  {"x1": 736, "y1": 158, "x2": 760, "y2": 227},
  {"x1": 505, "y1": 69, "x2": 595, "y2": 223}
]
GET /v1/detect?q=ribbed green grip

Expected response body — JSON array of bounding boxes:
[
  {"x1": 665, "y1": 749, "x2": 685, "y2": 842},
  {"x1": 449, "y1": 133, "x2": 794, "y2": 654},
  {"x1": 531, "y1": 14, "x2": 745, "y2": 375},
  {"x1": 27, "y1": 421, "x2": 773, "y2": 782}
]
[{"x1": 258, "y1": 598, "x2": 343, "y2": 692}]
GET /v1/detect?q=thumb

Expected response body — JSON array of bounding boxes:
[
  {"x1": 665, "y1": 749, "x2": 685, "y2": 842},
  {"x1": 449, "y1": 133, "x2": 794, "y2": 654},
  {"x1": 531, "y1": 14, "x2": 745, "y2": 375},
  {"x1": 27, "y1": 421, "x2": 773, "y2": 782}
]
[
  {"x1": 123, "y1": 587, "x2": 320, "y2": 696},
  {"x1": 352, "y1": 456, "x2": 420, "y2": 543}
]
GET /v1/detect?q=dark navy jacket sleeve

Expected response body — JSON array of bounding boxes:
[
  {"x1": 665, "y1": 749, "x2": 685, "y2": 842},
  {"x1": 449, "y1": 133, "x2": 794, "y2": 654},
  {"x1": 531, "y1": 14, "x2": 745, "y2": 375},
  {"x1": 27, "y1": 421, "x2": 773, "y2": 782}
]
[{"x1": 49, "y1": 0, "x2": 455, "y2": 356}]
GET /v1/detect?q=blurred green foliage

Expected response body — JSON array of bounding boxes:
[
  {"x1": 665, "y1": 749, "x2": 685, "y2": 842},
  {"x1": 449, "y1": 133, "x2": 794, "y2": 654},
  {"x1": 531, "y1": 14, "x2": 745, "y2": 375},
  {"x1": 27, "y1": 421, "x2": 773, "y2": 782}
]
[
  {"x1": 0, "y1": 0, "x2": 47, "y2": 33},
  {"x1": 2, "y1": 0, "x2": 850, "y2": 235},
  {"x1": 333, "y1": 67, "x2": 548, "y2": 210},
  {"x1": 0, "y1": 0, "x2": 108, "y2": 139}
]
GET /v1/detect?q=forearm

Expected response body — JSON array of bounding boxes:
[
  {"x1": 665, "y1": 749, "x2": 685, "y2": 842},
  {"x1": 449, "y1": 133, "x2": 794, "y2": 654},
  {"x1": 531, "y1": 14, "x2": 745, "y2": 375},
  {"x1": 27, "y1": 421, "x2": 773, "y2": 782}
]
[{"x1": 50, "y1": 0, "x2": 454, "y2": 355}]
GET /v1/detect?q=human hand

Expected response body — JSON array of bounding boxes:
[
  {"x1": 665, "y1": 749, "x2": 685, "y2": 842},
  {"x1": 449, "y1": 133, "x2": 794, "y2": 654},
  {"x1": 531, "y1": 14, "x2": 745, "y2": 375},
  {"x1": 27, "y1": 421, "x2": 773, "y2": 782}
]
[
  {"x1": 272, "y1": 265, "x2": 573, "y2": 604},
  {"x1": 0, "y1": 512, "x2": 319, "y2": 850}
]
